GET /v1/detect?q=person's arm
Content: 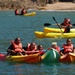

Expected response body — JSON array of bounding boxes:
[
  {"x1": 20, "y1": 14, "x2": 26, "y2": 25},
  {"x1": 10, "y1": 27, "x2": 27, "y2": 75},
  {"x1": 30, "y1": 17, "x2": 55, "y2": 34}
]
[{"x1": 7, "y1": 44, "x2": 14, "y2": 52}]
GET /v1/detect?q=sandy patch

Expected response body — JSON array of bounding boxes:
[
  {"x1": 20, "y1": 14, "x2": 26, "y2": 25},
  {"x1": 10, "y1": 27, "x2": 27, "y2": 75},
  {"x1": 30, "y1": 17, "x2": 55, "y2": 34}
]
[{"x1": 45, "y1": 2, "x2": 75, "y2": 10}]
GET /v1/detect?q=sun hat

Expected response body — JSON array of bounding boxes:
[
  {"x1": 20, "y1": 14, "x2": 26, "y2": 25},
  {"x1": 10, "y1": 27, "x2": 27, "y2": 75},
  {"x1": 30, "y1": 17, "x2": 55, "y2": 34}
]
[{"x1": 52, "y1": 42, "x2": 57, "y2": 45}]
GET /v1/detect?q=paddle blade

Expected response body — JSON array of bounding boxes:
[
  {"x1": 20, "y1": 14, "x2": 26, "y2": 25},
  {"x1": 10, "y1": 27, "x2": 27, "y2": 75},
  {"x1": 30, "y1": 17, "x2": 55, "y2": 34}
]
[
  {"x1": 44, "y1": 23, "x2": 51, "y2": 26},
  {"x1": 53, "y1": 17, "x2": 55, "y2": 21},
  {"x1": 72, "y1": 24, "x2": 75, "y2": 26},
  {"x1": 53, "y1": 17, "x2": 58, "y2": 24}
]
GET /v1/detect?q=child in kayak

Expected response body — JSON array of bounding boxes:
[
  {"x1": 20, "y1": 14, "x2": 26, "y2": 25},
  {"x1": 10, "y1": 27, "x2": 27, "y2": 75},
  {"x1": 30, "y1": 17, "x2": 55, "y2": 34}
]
[
  {"x1": 37, "y1": 45, "x2": 47, "y2": 55},
  {"x1": 48, "y1": 42, "x2": 60, "y2": 53}
]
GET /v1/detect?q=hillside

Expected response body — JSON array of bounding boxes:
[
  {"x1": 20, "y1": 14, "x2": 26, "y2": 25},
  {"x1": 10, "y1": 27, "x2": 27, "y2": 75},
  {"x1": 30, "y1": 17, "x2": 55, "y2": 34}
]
[
  {"x1": 0, "y1": 0, "x2": 75, "y2": 10},
  {"x1": 0, "y1": 0, "x2": 46, "y2": 10}
]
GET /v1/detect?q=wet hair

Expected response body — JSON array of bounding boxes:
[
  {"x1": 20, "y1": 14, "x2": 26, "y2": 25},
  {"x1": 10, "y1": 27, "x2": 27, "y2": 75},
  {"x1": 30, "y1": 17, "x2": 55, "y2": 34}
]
[
  {"x1": 64, "y1": 18, "x2": 67, "y2": 20},
  {"x1": 15, "y1": 37, "x2": 20, "y2": 41},
  {"x1": 30, "y1": 42, "x2": 35, "y2": 45},
  {"x1": 37, "y1": 45, "x2": 43, "y2": 49}
]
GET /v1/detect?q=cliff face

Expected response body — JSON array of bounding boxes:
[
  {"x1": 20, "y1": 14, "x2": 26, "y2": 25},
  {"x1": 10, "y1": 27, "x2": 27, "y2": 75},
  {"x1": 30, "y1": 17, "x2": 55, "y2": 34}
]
[{"x1": 0, "y1": 0, "x2": 74, "y2": 10}]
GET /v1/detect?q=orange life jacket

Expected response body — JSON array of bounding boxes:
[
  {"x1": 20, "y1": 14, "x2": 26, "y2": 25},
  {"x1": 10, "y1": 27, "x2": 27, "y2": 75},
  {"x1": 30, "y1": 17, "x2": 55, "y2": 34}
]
[
  {"x1": 63, "y1": 44, "x2": 73, "y2": 53},
  {"x1": 12, "y1": 42, "x2": 23, "y2": 52}
]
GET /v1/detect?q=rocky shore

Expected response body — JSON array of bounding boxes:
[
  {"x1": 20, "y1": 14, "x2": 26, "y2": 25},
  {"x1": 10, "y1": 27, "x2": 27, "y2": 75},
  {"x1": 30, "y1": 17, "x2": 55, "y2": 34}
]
[
  {"x1": 0, "y1": 0, "x2": 45, "y2": 10},
  {"x1": 0, "y1": 0, "x2": 75, "y2": 10}
]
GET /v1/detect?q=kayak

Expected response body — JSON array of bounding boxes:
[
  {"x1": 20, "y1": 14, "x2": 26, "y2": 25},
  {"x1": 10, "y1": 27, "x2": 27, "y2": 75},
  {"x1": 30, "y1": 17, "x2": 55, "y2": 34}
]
[
  {"x1": 59, "y1": 53, "x2": 75, "y2": 63},
  {"x1": 24, "y1": 12, "x2": 36, "y2": 16},
  {"x1": 0, "y1": 54, "x2": 6, "y2": 61},
  {"x1": 0, "y1": 53, "x2": 41, "y2": 63},
  {"x1": 6, "y1": 54, "x2": 41, "y2": 63},
  {"x1": 44, "y1": 27, "x2": 75, "y2": 33},
  {"x1": 41, "y1": 48, "x2": 60, "y2": 63},
  {"x1": 35, "y1": 31, "x2": 75, "y2": 38}
]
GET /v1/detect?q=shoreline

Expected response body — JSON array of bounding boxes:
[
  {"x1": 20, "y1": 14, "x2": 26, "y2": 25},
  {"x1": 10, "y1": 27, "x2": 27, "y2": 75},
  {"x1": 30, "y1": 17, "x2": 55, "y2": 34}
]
[{"x1": 0, "y1": 2, "x2": 75, "y2": 11}]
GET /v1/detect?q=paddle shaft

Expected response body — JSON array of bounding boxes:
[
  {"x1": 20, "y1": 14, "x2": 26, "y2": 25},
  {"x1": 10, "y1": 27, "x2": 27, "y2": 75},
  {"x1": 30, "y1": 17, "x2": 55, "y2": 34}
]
[{"x1": 53, "y1": 17, "x2": 63, "y2": 34}]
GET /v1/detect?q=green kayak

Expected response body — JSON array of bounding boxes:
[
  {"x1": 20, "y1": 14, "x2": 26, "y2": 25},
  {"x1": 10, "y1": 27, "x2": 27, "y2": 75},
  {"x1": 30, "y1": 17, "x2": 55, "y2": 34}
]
[{"x1": 41, "y1": 48, "x2": 60, "y2": 63}]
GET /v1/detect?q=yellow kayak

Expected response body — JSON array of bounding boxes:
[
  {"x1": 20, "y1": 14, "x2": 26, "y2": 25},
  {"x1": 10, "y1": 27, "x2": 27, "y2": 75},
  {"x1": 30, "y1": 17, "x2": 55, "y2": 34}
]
[
  {"x1": 24, "y1": 12, "x2": 36, "y2": 16},
  {"x1": 59, "y1": 53, "x2": 75, "y2": 63},
  {"x1": 6, "y1": 54, "x2": 41, "y2": 63},
  {"x1": 35, "y1": 31, "x2": 75, "y2": 38},
  {"x1": 44, "y1": 27, "x2": 75, "y2": 33}
]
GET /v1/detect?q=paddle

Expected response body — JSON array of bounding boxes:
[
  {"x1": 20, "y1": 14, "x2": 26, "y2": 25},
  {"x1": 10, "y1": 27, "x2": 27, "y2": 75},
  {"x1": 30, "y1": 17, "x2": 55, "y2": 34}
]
[
  {"x1": 44, "y1": 23, "x2": 51, "y2": 26},
  {"x1": 72, "y1": 24, "x2": 75, "y2": 26},
  {"x1": 44, "y1": 23, "x2": 75, "y2": 26},
  {"x1": 53, "y1": 17, "x2": 63, "y2": 34}
]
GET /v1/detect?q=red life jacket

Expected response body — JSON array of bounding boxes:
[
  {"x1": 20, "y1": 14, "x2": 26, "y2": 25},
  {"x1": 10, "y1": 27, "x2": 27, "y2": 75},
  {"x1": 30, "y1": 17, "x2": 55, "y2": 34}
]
[
  {"x1": 15, "y1": 10, "x2": 19, "y2": 15},
  {"x1": 64, "y1": 25, "x2": 70, "y2": 33},
  {"x1": 27, "y1": 43, "x2": 37, "y2": 51},
  {"x1": 48, "y1": 46, "x2": 60, "y2": 53},
  {"x1": 63, "y1": 19, "x2": 71, "y2": 33},
  {"x1": 54, "y1": 46, "x2": 60, "y2": 52},
  {"x1": 63, "y1": 19, "x2": 70, "y2": 26},
  {"x1": 38, "y1": 50, "x2": 46, "y2": 55},
  {"x1": 63, "y1": 44, "x2": 73, "y2": 53}
]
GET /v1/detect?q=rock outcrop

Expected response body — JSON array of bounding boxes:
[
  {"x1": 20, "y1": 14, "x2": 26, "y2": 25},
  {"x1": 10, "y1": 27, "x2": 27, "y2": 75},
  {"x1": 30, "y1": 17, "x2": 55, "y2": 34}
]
[{"x1": 0, "y1": 0, "x2": 74, "y2": 10}]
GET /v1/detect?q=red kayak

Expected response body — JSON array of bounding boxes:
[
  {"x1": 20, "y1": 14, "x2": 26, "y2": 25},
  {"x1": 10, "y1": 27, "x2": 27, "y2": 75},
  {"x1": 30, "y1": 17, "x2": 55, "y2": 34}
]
[{"x1": 0, "y1": 53, "x2": 6, "y2": 61}]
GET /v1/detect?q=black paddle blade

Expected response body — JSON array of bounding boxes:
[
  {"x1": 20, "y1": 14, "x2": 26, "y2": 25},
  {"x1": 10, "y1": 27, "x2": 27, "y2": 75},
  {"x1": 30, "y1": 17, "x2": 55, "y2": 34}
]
[
  {"x1": 53, "y1": 17, "x2": 58, "y2": 24},
  {"x1": 44, "y1": 23, "x2": 51, "y2": 26},
  {"x1": 72, "y1": 24, "x2": 75, "y2": 26},
  {"x1": 53, "y1": 17, "x2": 55, "y2": 21}
]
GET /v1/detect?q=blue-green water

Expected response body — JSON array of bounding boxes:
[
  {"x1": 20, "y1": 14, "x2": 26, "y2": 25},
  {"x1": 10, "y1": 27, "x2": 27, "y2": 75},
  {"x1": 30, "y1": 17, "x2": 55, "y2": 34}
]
[{"x1": 0, "y1": 10, "x2": 75, "y2": 75}]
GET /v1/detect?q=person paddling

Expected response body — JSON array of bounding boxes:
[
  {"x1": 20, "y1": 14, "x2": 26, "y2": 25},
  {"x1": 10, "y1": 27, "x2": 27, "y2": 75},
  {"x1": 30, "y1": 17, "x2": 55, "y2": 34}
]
[
  {"x1": 60, "y1": 18, "x2": 72, "y2": 33},
  {"x1": 7, "y1": 37, "x2": 25, "y2": 56},
  {"x1": 15, "y1": 9, "x2": 20, "y2": 15},
  {"x1": 21, "y1": 8, "x2": 27, "y2": 15}
]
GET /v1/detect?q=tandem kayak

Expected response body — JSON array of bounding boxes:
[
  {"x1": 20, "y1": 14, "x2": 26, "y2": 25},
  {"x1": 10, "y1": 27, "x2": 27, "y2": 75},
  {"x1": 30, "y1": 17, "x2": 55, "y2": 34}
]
[
  {"x1": 44, "y1": 27, "x2": 75, "y2": 33},
  {"x1": 59, "y1": 53, "x2": 75, "y2": 63},
  {"x1": 34, "y1": 31, "x2": 75, "y2": 38},
  {"x1": 24, "y1": 12, "x2": 36, "y2": 16},
  {"x1": 6, "y1": 54, "x2": 41, "y2": 63},
  {"x1": 0, "y1": 53, "x2": 41, "y2": 63},
  {"x1": 41, "y1": 48, "x2": 60, "y2": 63}
]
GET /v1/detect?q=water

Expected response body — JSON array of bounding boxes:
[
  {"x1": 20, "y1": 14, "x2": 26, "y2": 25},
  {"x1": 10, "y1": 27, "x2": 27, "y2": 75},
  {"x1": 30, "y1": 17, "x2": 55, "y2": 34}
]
[{"x1": 0, "y1": 10, "x2": 75, "y2": 75}]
